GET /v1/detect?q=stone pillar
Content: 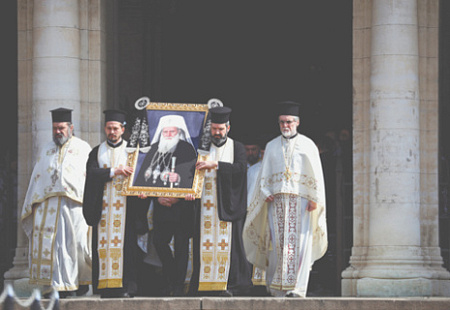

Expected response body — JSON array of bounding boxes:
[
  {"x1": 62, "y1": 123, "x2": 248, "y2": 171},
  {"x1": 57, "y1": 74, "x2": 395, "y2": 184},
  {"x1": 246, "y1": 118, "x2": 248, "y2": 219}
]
[
  {"x1": 32, "y1": 0, "x2": 81, "y2": 152},
  {"x1": 343, "y1": 0, "x2": 450, "y2": 297},
  {"x1": 3, "y1": 0, "x2": 33, "y2": 292},
  {"x1": 362, "y1": 0, "x2": 425, "y2": 294},
  {"x1": 4, "y1": 0, "x2": 81, "y2": 296}
]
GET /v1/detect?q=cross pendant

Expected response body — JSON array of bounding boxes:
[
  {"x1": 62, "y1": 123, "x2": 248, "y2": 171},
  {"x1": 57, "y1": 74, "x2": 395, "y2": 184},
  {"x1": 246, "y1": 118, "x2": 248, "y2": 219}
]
[{"x1": 284, "y1": 169, "x2": 292, "y2": 181}]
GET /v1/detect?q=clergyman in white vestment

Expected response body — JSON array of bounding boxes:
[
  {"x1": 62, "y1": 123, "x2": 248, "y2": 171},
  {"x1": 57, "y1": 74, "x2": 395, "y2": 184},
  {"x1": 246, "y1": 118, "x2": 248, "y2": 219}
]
[
  {"x1": 243, "y1": 101, "x2": 327, "y2": 298},
  {"x1": 21, "y1": 108, "x2": 92, "y2": 296}
]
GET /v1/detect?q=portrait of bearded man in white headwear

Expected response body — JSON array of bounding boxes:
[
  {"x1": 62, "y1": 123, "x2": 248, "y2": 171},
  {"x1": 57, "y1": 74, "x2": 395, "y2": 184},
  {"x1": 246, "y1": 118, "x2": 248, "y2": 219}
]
[{"x1": 134, "y1": 114, "x2": 198, "y2": 188}]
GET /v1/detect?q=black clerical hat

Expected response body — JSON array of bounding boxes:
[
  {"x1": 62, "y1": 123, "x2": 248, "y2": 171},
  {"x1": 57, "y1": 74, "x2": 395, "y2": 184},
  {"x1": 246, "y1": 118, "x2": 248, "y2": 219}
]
[
  {"x1": 210, "y1": 106, "x2": 232, "y2": 124},
  {"x1": 104, "y1": 109, "x2": 127, "y2": 124},
  {"x1": 50, "y1": 108, "x2": 72, "y2": 123},
  {"x1": 277, "y1": 101, "x2": 302, "y2": 116}
]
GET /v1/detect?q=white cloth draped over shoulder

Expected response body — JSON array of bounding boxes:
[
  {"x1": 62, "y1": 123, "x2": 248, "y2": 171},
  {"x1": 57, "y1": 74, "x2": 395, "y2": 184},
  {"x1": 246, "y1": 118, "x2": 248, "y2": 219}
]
[{"x1": 243, "y1": 134, "x2": 327, "y2": 273}]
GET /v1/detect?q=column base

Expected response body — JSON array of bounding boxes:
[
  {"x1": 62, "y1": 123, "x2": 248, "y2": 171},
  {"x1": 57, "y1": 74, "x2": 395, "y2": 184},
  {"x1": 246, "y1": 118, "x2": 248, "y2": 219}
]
[
  {"x1": 2, "y1": 246, "x2": 38, "y2": 298},
  {"x1": 356, "y1": 278, "x2": 450, "y2": 297},
  {"x1": 343, "y1": 275, "x2": 450, "y2": 297},
  {"x1": 4, "y1": 278, "x2": 44, "y2": 298},
  {"x1": 3, "y1": 246, "x2": 29, "y2": 281}
]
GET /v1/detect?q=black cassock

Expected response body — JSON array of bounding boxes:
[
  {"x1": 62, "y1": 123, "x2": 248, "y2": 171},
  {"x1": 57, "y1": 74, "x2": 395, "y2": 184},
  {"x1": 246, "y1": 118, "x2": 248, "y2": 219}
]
[
  {"x1": 189, "y1": 139, "x2": 253, "y2": 296},
  {"x1": 82, "y1": 142, "x2": 149, "y2": 297},
  {"x1": 134, "y1": 139, "x2": 197, "y2": 295}
]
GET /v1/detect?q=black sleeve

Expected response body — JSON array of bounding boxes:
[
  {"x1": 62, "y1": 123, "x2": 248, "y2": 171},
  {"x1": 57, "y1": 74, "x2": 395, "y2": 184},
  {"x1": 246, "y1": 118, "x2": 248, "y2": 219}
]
[
  {"x1": 82, "y1": 146, "x2": 112, "y2": 226},
  {"x1": 216, "y1": 140, "x2": 248, "y2": 222},
  {"x1": 127, "y1": 196, "x2": 151, "y2": 235}
]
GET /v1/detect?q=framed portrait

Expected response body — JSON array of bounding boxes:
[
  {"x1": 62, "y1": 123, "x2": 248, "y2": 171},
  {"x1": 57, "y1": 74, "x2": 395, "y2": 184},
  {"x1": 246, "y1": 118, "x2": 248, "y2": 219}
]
[{"x1": 121, "y1": 102, "x2": 209, "y2": 198}]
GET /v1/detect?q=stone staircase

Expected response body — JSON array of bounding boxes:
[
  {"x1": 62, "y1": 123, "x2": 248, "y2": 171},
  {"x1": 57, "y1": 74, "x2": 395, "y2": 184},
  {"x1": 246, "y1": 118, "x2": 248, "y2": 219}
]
[{"x1": 39, "y1": 296, "x2": 450, "y2": 310}]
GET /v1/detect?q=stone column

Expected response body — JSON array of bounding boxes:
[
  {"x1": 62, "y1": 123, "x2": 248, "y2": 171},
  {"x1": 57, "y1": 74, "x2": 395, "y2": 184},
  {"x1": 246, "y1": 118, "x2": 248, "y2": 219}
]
[
  {"x1": 343, "y1": 0, "x2": 450, "y2": 297},
  {"x1": 32, "y1": 0, "x2": 81, "y2": 151},
  {"x1": 4, "y1": 0, "x2": 81, "y2": 296}
]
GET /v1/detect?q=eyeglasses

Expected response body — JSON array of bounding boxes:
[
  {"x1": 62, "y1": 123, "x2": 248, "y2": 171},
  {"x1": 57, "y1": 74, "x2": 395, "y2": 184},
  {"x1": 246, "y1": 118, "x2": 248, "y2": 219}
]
[{"x1": 278, "y1": 120, "x2": 296, "y2": 125}]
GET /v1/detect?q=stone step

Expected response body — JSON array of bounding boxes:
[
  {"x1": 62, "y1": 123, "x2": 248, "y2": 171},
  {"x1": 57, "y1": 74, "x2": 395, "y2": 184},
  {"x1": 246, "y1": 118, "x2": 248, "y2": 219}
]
[{"x1": 35, "y1": 297, "x2": 450, "y2": 310}]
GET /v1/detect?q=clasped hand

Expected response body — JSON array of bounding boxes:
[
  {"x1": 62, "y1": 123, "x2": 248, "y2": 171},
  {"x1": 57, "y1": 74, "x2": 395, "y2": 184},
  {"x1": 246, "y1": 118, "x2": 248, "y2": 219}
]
[{"x1": 114, "y1": 165, "x2": 133, "y2": 177}]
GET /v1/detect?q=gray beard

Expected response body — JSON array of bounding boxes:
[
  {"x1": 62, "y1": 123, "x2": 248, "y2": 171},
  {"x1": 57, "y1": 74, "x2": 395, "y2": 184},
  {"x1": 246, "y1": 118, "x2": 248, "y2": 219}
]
[
  {"x1": 211, "y1": 134, "x2": 227, "y2": 147},
  {"x1": 53, "y1": 132, "x2": 72, "y2": 146}
]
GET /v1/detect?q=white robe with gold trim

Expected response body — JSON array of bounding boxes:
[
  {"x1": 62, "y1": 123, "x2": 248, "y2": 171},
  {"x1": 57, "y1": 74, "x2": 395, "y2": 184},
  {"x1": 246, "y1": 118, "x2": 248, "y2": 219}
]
[
  {"x1": 21, "y1": 137, "x2": 92, "y2": 291},
  {"x1": 243, "y1": 134, "x2": 327, "y2": 297}
]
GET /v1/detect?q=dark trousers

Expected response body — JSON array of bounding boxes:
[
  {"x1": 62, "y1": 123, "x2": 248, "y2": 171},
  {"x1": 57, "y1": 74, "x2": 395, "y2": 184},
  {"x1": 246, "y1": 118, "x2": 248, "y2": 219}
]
[{"x1": 153, "y1": 220, "x2": 190, "y2": 295}]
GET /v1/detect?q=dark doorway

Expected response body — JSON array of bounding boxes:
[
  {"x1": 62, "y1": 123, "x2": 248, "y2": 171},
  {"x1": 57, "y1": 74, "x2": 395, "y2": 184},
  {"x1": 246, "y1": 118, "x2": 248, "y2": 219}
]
[
  {"x1": 158, "y1": 1, "x2": 353, "y2": 142},
  {"x1": 117, "y1": 0, "x2": 353, "y2": 297},
  {"x1": 439, "y1": 0, "x2": 450, "y2": 272},
  {"x1": 0, "y1": 0, "x2": 18, "y2": 293}
]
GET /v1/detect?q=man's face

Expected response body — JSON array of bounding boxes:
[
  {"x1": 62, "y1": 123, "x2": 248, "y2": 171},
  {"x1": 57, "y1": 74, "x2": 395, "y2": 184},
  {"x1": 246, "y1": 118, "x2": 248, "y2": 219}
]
[
  {"x1": 245, "y1": 144, "x2": 261, "y2": 165},
  {"x1": 105, "y1": 121, "x2": 125, "y2": 144},
  {"x1": 211, "y1": 123, "x2": 229, "y2": 145},
  {"x1": 278, "y1": 115, "x2": 299, "y2": 138},
  {"x1": 162, "y1": 126, "x2": 179, "y2": 139},
  {"x1": 53, "y1": 122, "x2": 73, "y2": 146}
]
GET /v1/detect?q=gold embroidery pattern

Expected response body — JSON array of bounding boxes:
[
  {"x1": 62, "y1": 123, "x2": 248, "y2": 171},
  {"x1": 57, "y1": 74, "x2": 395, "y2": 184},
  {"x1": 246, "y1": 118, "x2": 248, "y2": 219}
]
[
  {"x1": 198, "y1": 175, "x2": 232, "y2": 291},
  {"x1": 97, "y1": 142, "x2": 127, "y2": 289}
]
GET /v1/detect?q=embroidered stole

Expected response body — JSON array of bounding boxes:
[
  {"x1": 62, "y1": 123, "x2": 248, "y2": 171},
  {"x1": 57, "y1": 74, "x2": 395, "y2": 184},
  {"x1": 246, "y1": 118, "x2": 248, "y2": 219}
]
[
  {"x1": 252, "y1": 266, "x2": 267, "y2": 286},
  {"x1": 29, "y1": 141, "x2": 72, "y2": 286},
  {"x1": 198, "y1": 139, "x2": 234, "y2": 291},
  {"x1": 30, "y1": 197, "x2": 62, "y2": 285},
  {"x1": 270, "y1": 194, "x2": 307, "y2": 291},
  {"x1": 97, "y1": 142, "x2": 128, "y2": 289}
]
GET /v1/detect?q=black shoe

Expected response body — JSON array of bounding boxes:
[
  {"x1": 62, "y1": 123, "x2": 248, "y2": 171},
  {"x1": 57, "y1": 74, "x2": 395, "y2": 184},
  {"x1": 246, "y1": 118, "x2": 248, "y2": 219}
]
[
  {"x1": 59, "y1": 291, "x2": 76, "y2": 299},
  {"x1": 100, "y1": 292, "x2": 134, "y2": 298},
  {"x1": 285, "y1": 292, "x2": 301, "y2": 298},
  {"x1": 76, "y1": 285, "x2": 89, "y2": 296},
  {"x1": 218, "y1": 290, "x2": 233, "y2": 297}
]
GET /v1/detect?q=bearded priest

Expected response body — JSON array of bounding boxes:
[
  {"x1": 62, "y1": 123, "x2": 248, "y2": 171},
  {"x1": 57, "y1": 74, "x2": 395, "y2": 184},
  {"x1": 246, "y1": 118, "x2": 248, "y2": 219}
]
[
  {"x1": 243, "y1": 101, "x2": 328, "y2": 298},
  {"x1": 82, "y1": 109, "x2": 149, "y2": 298},
  {"x1": 21, "y1": 108, "x2": 92, "y2": 297},
  {"x1": 187, "y1": 106, "x2": 253, "y2": 297}
]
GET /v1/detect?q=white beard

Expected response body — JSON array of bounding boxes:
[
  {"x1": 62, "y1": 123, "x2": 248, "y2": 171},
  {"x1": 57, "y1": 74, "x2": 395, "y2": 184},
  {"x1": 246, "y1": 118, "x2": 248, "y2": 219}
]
[
  {"x1": 281, "y1": 128, "x2": 297, "y2": 138},
  {"x1": 158, "y1": 134, "x2": 180, "y2": 153}
]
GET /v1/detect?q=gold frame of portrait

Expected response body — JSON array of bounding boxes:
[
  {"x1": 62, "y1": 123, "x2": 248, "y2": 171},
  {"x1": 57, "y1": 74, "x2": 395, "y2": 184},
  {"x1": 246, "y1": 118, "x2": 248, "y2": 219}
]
[{"x1": 121, "y1": 102, "x2": 209, "y2": 198}]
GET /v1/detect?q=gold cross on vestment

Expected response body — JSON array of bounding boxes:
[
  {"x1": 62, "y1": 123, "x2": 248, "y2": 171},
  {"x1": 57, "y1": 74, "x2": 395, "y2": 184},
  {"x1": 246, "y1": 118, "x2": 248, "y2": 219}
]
[
  {"x1": 111, "y1": 236, "x2": 122, "y2": 246},
  {"x1": 102, "y1": 200, "x2": 108, "y2": 210},
  {"x1": 218, "y1": 239, "x2": 228, "y2": 250},
  {"x1": 99, "y1": 237, "x2": 107, "y2": 247},
  {"x1": 113, "y1": 200, "x2": 124, "y2": 211},
  {"x1": 43, "y1": 248, "x2": 51, "y2": 258},
  {"x1": 203, "y1": 239, "x2": 213, "y2": 250},
  {"x1": 203, "y1": 200, "x2": 214, "y2": 211},
  {"x1": 284, "y1": 169, "x2": 292, "y2": 181}
]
